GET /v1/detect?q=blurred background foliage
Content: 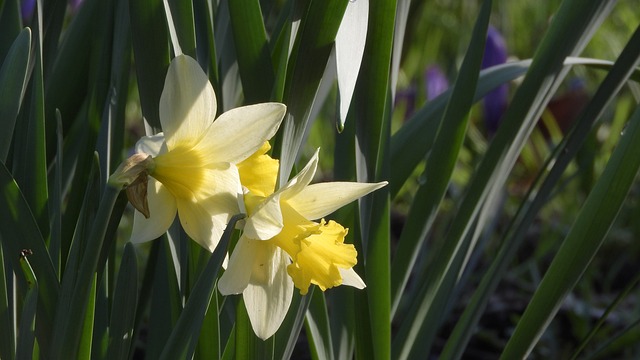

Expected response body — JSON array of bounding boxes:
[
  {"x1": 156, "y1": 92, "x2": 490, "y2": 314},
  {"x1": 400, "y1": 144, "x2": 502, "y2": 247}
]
[{"x1": 2, "y1": 0, "x2": 640, "y2": 358}]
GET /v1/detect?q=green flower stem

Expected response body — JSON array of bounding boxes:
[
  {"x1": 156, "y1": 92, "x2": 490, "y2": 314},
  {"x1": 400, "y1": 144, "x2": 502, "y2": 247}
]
[{"x1": 51, "y1": 183, "x2": 123, "y2": 358}]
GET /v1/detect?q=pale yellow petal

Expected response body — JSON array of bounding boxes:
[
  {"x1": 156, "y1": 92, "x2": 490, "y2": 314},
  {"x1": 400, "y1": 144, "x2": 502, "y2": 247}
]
[
  {"x1": 287, "y1": 181, "x2": 387, "y2": 220},
  {"x1": 243, "y1": 245, "x2": 294, "y2": 340},
  {"x1": 130, "y1": 178, "x2": 177, "y2": 243},
  {"x1": 280, "y1": 149, "x2": 319, "y2": 201},
  {"x1": 175, "y1": 165, "x2": 242, "y2": 251},
  {"x1": 160, "y1": 55, "x2": 217, "y2": 150},
  {"x1": 198, "y1": 103, "x2": 285, "y2": 164},
  {"x1": 218, "y1": 235, "x2": 256, "y2": 295},
  {"x1": 243, "y1": 193, "x2": 283, "y2": 240},
  {"x1": 135, "y1": 133, "x2": 167, "y2": 156},
  {"x1": 339, "y1": 268, "x2": 366, "y2": 289}
]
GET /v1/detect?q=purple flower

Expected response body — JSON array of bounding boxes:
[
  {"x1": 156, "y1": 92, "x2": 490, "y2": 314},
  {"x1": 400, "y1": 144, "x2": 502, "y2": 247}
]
[
  {"x1": 425, "y1": 65, "x2": 449, "y2": 101},
  {"x1": 395, "y1": 84, "x2": 417, "y2": 119},
  {"x1": 69, "y1": 0, "x2": 84, "y2": 12},
  {"x1": 482, "y1": 25, "x2": 508, "y2": 134},
  {"x1": 21, "y1": 0, "x2": 35, "y2": 23}
]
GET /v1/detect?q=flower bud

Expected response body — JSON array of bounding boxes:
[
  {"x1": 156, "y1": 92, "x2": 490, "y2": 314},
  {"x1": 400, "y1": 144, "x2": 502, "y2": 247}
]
[{"x1": 109, "y1": 153, "x2": 155, "y2": 218}]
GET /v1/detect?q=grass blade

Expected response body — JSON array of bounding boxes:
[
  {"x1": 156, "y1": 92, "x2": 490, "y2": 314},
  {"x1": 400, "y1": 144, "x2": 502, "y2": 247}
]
[
  {"x1": 15, "y1": 251, "x2": 38, "y2": 360},
  {"x1": 392, "y1": 1, "x2": 615, "y2": 358},
  {"x1": 276, "y1": 0, "x2": 348, "y2": 184},
  {"x1": 305, "y1": 290, "x2": 334, "y2": 360},
  {"x1": 0, "y1": 28, "x2": 30, "y2": 162},
  {"x1": 160, "y1": 214, "x2": 244, "y2": 359},
  {"x1": 228, "y1": 0, "x2": 274, "y2": 103},
  {"x1": 11, "y1": 0, "x2": 48, "y2": 239},
  {"x1": 441, "y1": 23, "x2": 640, "y2": 359},
  {"x1": 146, "y1": 237, "x2": 182, "y2": 360},
  {"x1": 0, "y1": 242, "x2": 14, "y2": 360},
  {"x1": 106, "y1": 243, "x2": 138, "y2": 359},
  {"x1": 501, "y1": 100, "x2": 640, "y2": 360},
  {"x1": 166, "y1": 0, "x2": 197, "y2": 57},
  {"x1": 0, "y1": 163, "x2": 59, "y2": 353},
  {"x1": 50, "y1": 184, "x2": 122, "y2": 358},
  {"x1": 350, "y1": 0, "x2": 397, "y2": 358},
  {"x1": 129, "y1": 0, "x2": 170, "y2": 130},
  {"x1": 390, "y1": 0, "x2": 491, "y2": 317}
]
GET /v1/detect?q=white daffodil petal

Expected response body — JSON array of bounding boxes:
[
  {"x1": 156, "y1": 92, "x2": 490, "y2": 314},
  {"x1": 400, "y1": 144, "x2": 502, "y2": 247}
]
[
  {"x1": 243, "y1": 193, "x2": 283, "y2": 240},
  {"x1": 218, "y1": 235, "x2": 257, "y2": 295},
  {"x1": 287, "y1": 181, "x2": 387, "y2": 220},
  {"x1": 200, "y1": 103, "x2": 286, "y2": 164},
  {"x1": 130, "y1": 178, "x2": 177, "y2": 243},
  {"x1": 135, "y1": 133, "x2": 167, "y2": 156},
  {"x1": 243, "y1": 246, "x2": 294, "y2": 340},
  {"x1": 339, "y1": 268, "x2": 366, "y2": 289},
  {"x1": 160, "y1": 55, "x2": 217, "y2": 149},
  {"x1": 176, "y1": 164, "x2": 242, "y2": 252},
  {"x1": 280, "y1": 149, "x2": 319, "y2": 200}
]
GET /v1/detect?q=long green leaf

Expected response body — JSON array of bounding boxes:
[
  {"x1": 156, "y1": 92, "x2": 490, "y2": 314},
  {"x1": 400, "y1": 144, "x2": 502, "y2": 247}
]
[
  {"x1": 106, "y1": 243, "x2": 138, "y2": 359},
  {"x1": 48, "y1": 112, "x2": 63, "y2": 277},
  {"x1": 44, "y1": 0, "x2": 98, "y2": 149},
  {"x1": 441, "y1": 23, "x2": 640, "y2": 360},
  {"x1": 228, "y1": 0, "x2": 274, "y2": 103},
  {"x1": 146, "y1": 237, "x2": 182, "y2": 360},
  {"x1": 0, "y1": 28, "x2": 30, "y2": 162},
  {"x1": 15, "y1": 252, "x2": 37, "y2": 360},
  {"x1": 193, "y1": 0, "x2": 218, "y2": 88},
  {"x1": 234, "y1": 298, "x2": 274, "y2": 360},
  {"x1": 305, "y1": 290, "x2": 334, "y2": 360},
  {"x1": 129, "y1": 0, "x2": 170, "y2": 130},
  {"x1": 0, "y1": 0, "x2": 21, "y2": 61},
  {"x1": 276, "y1": 0, "x2": 348, "y2": 184},
  {"x1": 166, "y1": 0, "x2": 197, "y2": 57},
  {"x1": 390, "y1": 0, "x2": 491, "y2": 317},
  {"x1": 0, "y1": 242, "x2": 13, "y2": 360},
  {"x1": 273, "y1": 290, "x2": 313, "y2": 359},
  {"x1": 501, "y1": 102, "x2": 640, "y2": 359},
  {"x1": 15, "y1": 285, "x2": 38, "y2": 360},
  {"x1": 159, "y1": 214, "x2": 244, "y2": 360},
  {"x1": 0, "y1": 163, "x2": 59, "y2": 354},
  {"x1": 50, "y1": 184, "x2": 122, "y2": 358},
  {"x1": 392, "y1": 1, "x2": 615, "y2": 358},
  {"x1": 11, "y1": 0, "x2": 48, "y2": 240},
  {"x1": 350, "y1": 0, "x2": 396, "y2": 358},
  {"x1": 78, "y1": 275, "x2": 97, "y2": 359}
]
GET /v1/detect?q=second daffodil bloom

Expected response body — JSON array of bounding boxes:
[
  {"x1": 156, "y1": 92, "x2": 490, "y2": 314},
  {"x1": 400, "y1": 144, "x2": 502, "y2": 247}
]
[
  {"x1": 110, "y1": 55, "x2": 286, "y2": 252},
  {"x1": 218, "y1": 145, "x2": 386, "y2": 339}
]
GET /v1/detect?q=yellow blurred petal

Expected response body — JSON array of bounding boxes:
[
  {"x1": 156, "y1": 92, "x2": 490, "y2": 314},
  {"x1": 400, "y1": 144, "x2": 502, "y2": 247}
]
[
  {"x1": 130, "y1": 178, "x2": 177, "y2": 243},
  {"x1": 286, "y1": 220, "x2": 356, "y2": 294},
  {"x1": 286, "y1": 181, "x2": 387, "y2": 220},
  {"x1": 237, "y1": 142, "x2": 279, "y2": 197},
  {"x1": 160, "y1": 55, "x2": 217, "y2": 150}
]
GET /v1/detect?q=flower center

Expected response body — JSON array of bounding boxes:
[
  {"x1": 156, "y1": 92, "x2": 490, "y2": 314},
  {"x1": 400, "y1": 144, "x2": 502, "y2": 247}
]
[{"x1": 152, "y1": 146, "x2": 206, "y2": 200}]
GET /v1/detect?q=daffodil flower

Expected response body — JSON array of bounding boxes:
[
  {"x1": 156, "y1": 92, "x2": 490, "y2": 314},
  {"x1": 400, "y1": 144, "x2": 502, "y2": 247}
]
[
  {"x1": 110, "y1": 55, "x2": 286, "y2": 252},
  {"x1": 218, "y1": 146, "x2": 386, "y2": 339}
]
